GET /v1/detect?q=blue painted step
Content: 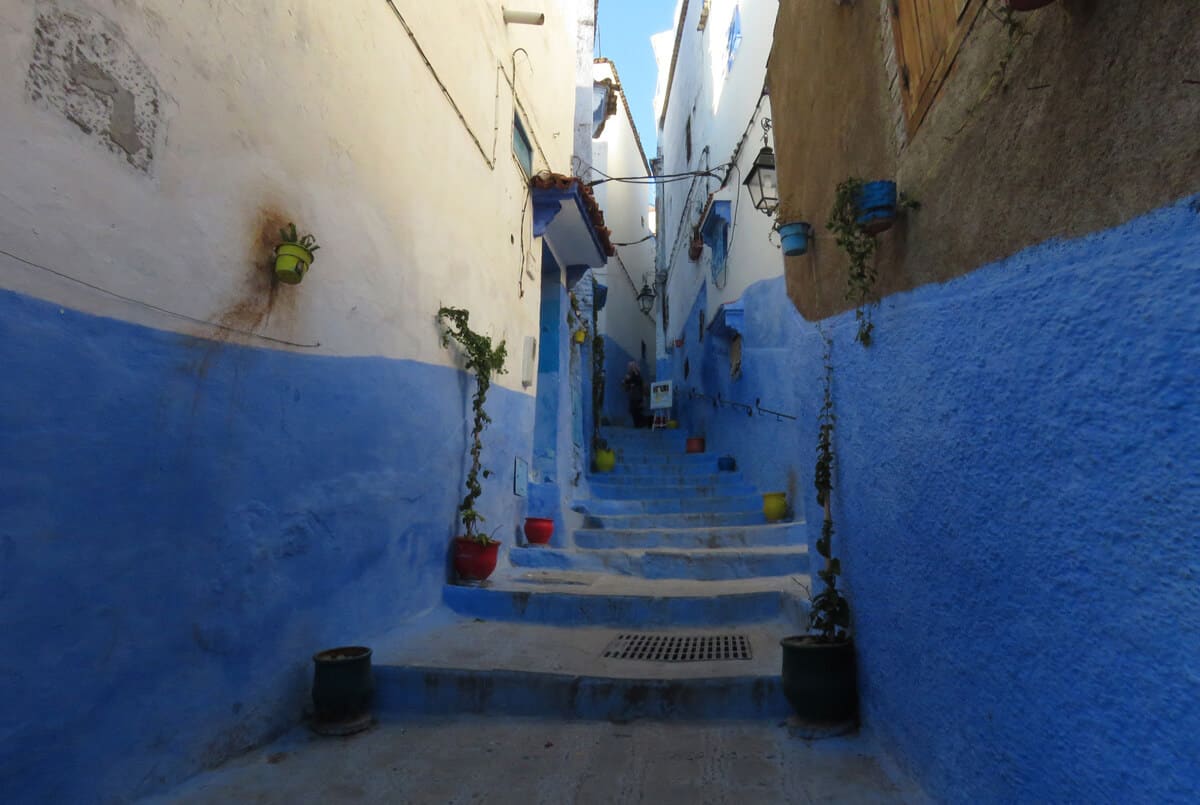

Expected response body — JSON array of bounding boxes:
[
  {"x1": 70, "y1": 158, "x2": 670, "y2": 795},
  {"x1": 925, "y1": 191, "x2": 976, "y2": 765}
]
[
  {"x1": 586, "y1": 482, "x2": 757, "y2": 500},
  {"x1": 574, "y1": 522, "x2": 806, "y2": 550},
  {"x1": 443, "y1": 580, "x2": 795, "y2": 626},
  {"x1": 573, "y1": 494, "x2": 763, "y2": 515},
  {"x1": 374, "y1": 666, "x2": 790, "y2": 720},
  {"x1": 582, "y1": 509, "x2": 769, "y2": 529},
  {"x1": 510, "y1": 545, "x2": 809, "y2": 580}
]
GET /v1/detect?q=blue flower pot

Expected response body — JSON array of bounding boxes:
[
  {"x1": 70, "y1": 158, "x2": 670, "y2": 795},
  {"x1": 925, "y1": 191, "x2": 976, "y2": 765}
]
[
  {"x1": 856, "y1": 180, "x2": 898, "y2": 235},
  {"x1": 718, "y1": 455, "x2": 737, "y2": 472},
  {"x1": 778, "y1": 222, "x2": 812, "y2": 257}
]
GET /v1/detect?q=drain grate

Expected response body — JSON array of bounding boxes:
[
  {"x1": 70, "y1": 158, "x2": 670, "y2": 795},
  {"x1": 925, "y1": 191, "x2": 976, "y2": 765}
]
[{"x1": 602, "y1": 633, "x2": 752, "y2": 662}]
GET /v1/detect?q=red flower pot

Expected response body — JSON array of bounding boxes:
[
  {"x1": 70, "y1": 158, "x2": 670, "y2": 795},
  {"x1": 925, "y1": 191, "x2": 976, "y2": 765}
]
[
  {"x1": 1004, "y1": 0, "x2": 1056, "y2": 9},
  {"x1": 524, "y1": 517, "x2": 554, "y2": 545},
  {"x1": 686, "y1": 437, "x2": 706, "y2": 454},
  {"x1": 452, "y1": 537, "x2": 500, "y2": 582}
]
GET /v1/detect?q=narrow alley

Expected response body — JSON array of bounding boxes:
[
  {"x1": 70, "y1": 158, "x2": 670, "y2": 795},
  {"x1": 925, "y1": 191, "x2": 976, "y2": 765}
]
[{"x1": 1, "y1": 1, "x2": 1197, "y2": 804}]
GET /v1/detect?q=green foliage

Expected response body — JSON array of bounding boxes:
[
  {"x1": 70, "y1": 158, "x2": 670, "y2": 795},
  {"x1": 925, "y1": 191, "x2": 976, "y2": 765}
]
[
  {"x1": 437, "y1": 306, "x2": 508, "y2": 543},
  {"x1": 279, "y1": 222, "x2": 320, "y2": 253},
  {"x1": 810, "y1": 331, "x2": 850, "y2": 642},
  {"x1": 826, "y1": 179, "x2": 877, "y2": 347}
]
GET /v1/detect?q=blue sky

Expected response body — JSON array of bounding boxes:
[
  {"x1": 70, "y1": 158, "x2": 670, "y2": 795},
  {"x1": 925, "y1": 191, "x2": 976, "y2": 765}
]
[{"x1": 595, "y1": 0, "x2": 679, "y2": 165}]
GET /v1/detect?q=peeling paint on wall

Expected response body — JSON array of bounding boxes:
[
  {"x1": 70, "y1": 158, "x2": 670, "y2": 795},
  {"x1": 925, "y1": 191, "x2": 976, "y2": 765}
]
[{"x1": 26, "y1": 1, "x2": 160, "y2": 173}]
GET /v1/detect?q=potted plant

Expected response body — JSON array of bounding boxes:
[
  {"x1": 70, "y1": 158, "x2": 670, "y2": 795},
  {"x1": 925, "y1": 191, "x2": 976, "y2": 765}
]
[
  {"x1": 523, "y1": 517, "x2": 554, "y2": 545},
  {"x1": 777, "y1": 221, "x2": 813, "y2": 257},
  {"x1": 685, "y1": 435, "x2": 706, "y2": 454},
  {"x1": 437, "y1": 306, "x2": 508, "y2": 584},
  {"x1": 275, "y1": 223, "x2": 319, "y2": 284},
  {"x1": 718, "y1": 454, "x2": 737, "y2": 472},
  {"x1": 573, "y1": 327, "x2": 588, "y2": 344},
  {"x1": 781, "y1": 334, "x2": 856, "y2": 725},
  {"x1": 762, "y1": 491, "x2": 788, "y2": 522},
  {"x1": 311, "y1": 645, "x2": 373, "y2": 735},
  {"x1": 594, "y1": 437, "x2": 616, "y2": 473}
]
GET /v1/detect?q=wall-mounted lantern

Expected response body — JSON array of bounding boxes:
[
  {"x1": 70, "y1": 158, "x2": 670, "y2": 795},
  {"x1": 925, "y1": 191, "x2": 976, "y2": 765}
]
[
  {"x1": 637, "y1": 282, "x2": 657, "y2": 314},
  {"x1": 743, "y1": 146, "x2": 778, "y2": 216}
]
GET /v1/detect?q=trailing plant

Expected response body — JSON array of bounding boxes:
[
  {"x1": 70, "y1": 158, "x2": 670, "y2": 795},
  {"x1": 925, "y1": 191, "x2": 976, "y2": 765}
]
[
  {"x1": 810, "y1": 330, "x2": 849, "y2": 641},
  {"x1": 436, "y1": 306, "x2": 508, "y2": 544},
  {"x1": 827, "y1": 178, "x2": 878, "y2": 347},
  {"x1": 591, "y1": 280, "x2": 606, "y2": 450},
  {"x1": 279, "y1": 222, "x2": 320, "y2": 253}
]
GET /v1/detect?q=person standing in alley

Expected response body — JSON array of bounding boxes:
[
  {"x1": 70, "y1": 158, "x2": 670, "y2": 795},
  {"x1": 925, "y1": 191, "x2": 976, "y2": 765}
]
[{"x1": 622, "y1": 361, "x2": 646, "y2": 427}]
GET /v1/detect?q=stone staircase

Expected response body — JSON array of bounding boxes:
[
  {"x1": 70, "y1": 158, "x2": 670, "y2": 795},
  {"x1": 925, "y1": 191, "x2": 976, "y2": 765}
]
[{"x1": 372, "y1": 426, "x2": 810, "y2": 721}]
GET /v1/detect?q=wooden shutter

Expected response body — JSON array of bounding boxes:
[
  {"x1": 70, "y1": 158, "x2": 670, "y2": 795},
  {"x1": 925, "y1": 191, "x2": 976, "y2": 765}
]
[{"x1": 890, "y1": 0, "x2": 983, "y2": 136}]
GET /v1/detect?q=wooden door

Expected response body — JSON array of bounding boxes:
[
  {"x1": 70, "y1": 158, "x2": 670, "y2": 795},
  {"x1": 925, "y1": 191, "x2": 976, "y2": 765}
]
[{"x1": 890, "y1": 0, "x2": 983, "y2": 136}]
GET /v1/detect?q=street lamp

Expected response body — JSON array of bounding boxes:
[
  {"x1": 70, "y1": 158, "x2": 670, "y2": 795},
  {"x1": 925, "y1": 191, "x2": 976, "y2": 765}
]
[
  {"x1": 637, "y1": 282, "x2": 657, "y2": 314},
  {"x1": 743, "y1": 145, "x2": 778, "y2": 216}
]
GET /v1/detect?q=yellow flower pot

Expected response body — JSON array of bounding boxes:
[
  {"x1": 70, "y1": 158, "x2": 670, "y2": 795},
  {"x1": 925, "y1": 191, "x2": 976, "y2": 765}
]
[
  {"x1": 594, "y1": 448, "x2": 616, "y2": 473},
  {"x1": 763, "y1": 492, "x2": 788, "y2": 522},
  {"x1": 573, "y1": 329, "x2": 587, "y2": 344}
]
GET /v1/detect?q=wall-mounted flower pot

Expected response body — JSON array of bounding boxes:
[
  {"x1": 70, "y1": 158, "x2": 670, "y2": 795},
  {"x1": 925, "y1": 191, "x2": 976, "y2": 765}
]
[
  {"x1": 666, "y1": 419, "x2": 679, "y2": 429},
  {"x1": 524, "y1": 517, "x2": 554, "y2": 545},
  {"x1": 594, "y1": 448, "x2": 617, "y2": 473},
  {"x1": 778, "y1": 222, "x2": 813, "y2": 257},
  {"x1": 763, "y1": 491, "x2": 788, "y2": 522},
  {"x1": 452, "y1": 537, "x2": 500, "y2": 583},
  {"x1": 311, "y1": 646, "x2": 373, "y2": 735},
  {"x1": 674, "y1": 338, "x2": 685, "y2": 349},
  {"x1": 855, "y1": 181, "x2": 898, "y2": 236},
  {"x1": 1005, "y1": 0, "x2": 1056, "y2": 9},
  {"x1": 780, "y1": 636, "x2": 858, "y2": 724},
  {"x1": 275, "y1": 243, "x2": 315, "y2": 285},
  {"x1": 685, "y1": 436, "x2": 706, "y2": 454},
  {"x1": 573, "y1": 329, "x2": 587, "y2": 344},
  {"x1": 689, "y1": 234, "x2": 703, "y2": 261},
  {"x1": 718, "y1": 455, "x2": 737, "y2": 472}
]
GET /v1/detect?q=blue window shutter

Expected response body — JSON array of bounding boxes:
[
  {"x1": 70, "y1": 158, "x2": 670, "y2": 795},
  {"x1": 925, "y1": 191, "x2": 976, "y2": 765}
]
[
  {"x1": 513, "y1": 114, "x2": 533, "y2": 176},
  {"x1": 727, "y1": 8, "x2": 742, "y2": 72}
]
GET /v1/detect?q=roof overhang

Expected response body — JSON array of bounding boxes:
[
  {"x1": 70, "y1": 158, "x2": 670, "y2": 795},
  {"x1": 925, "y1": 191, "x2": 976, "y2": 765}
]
[
  {"x1": 532, "y1": 181, "x2": 608, "y2": 269},
  {"x1": 710, "y1": 297, "x2": 745, "y2": 339}
]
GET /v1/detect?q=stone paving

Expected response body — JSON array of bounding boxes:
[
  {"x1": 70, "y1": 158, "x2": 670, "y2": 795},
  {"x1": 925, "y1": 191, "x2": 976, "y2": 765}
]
[{"x1": 145, "y1": 718, "x2": 927, "y2": 804}]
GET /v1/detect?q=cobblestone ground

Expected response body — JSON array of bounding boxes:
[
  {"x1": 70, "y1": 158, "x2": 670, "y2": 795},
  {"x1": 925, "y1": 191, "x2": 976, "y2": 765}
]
[{"x1": 143, "y1": 718, "x2": 927, "y2": 804}]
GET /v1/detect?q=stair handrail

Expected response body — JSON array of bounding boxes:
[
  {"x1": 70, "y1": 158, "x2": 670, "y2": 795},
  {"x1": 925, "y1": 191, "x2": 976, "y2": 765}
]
[
  {"x1": 688, "y1": 387, "x2": 755, "y2": 417},
  {"x1": 754, "y1": 397, "x2": 797, "y2": 422}
]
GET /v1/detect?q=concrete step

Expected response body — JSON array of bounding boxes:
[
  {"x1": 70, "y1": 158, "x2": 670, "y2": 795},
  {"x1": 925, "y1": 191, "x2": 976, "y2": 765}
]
[
  {"x1": 372, "y1": 619, "x2": 796, "y2": 720},
  {"x1": 573, "y1": 494, "x2": 764, "y2": 516},
  {"x1": 597, "y1": 465, "x2": 732, "y2": 479},
  {"x1": 586, "y1": 481, "x2": 758, "y2": 500},
  {"x1": 510, "y1": 545, "x2": 809, "y2": 580},
  {"x1": 443, "y1": 570, "x2": 808, "y2": 626},
  {"x1": 574, "y1": 522, "x2": 807, "y2": 550},
  {"x1": 582, "y1": 509, "x2": 770, "y2": 529}
]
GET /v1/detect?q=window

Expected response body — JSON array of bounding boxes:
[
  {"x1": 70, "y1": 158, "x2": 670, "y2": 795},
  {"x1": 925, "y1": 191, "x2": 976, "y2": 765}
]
[
  {"x1": 726, "y1": 6, "x2": 742, "y2": 73},
  {"x1": 513, "y1": 113, "x2": 533, "y2": 176},
  {"x1": 890, "y1": 0, "x2": 982, "y2": 136},
  {"x1": 730, "y1": 335, "x2": 742, "y2": 379}
]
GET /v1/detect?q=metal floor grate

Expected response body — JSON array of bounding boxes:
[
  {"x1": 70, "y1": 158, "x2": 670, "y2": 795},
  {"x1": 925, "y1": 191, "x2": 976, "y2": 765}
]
[{"x1": 602, "y1": 633, "x2": 752, "y2": 662}]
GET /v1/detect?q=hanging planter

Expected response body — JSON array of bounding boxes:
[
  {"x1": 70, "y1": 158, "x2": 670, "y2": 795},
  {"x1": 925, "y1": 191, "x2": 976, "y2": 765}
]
[
  {"x1": 666, "y1": 420, "x2": 679, "y2": 429},
  {"x1": 855, "y1": 181, "x2": 898, "y2": 235},
  {"x1": 573, "y1": 328, "x2": 587, "y2": 344},
  {"x1": 452, "y1": 536, "x2": 500, "y2": 583},
  {"x1": 688, "y1": 227, "x2": 704, "y2": 261},
  {"x1": 778, "y1": 222, "x2": 813, "y2": 257},
  {"x1": 685, "y1": 436, "x2": 706, "y2": 454},
  {"x1": 780, "y1": 636, "x2": 858, "y2": 724},
  {"x1": 674, "y1": 337, "x2": 685, "y2": 349},
  {"x1": 274, "y1": 223, "x2": 319, "y2": 285},
  {"x1": 718, "y1": 455, "x2": 737, "y2": 472},
  {"x1": 311, "y1": 646, "x2": 374, "y2": 735},
  {"x1": 1004, "y1": 0, "x2": 1056, "y2": 9},
  {"x1": 523, "y1": 517, "x2": 554, "y2": 545},
  {"x1": 763, "y1": 491, "x2": 788, "y2": 522}
]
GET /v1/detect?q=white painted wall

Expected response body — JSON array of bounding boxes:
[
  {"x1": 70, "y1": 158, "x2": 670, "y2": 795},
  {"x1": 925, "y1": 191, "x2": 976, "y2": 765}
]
[
  {"x1": 0, "y1": 0, "x2": 585, "y2": 393},
  {"x1": 589, "y1": 59, "x2": 657, "y2": 372},
  {"x1": 652, "y1": 0, "x2": 781, "y2": 353}
]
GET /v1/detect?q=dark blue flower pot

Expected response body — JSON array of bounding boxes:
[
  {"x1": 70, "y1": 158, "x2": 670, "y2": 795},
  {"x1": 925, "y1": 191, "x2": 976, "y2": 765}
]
[
  {"x1": 778, "y1": 222, "x2": 812, "y2": 256},
  {"x1": 718, "y1": 455, "x2": 737, "y2": 472},
  {"x1": 856, "y1": 181, "x2": 897, "y2": 235}
]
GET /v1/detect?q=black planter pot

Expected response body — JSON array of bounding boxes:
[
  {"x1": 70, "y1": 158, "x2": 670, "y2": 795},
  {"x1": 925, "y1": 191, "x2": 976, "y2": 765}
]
[
  {"x1": 311, "y1": 645, "x2": 373, "y2": 735},
  {"x1": 780, "y1": 635, "x2": 858, "y2": 723}
]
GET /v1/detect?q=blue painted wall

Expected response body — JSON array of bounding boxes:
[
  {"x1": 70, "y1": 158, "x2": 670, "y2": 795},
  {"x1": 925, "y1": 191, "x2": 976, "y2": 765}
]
[
  {"x1": 684, "y1": 199, "x2": 1200, "y2": 802},
  {"x1": 0, "y1": 290, "x2": 534, "y2": 803},
  {"x1": 601, "y1": 335, "x2": 642, "y2": 428}
]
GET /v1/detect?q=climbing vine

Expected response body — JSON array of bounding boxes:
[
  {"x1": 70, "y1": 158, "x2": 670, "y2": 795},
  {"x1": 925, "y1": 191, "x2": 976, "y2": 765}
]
[
  {"x1": 827, "y1": 178, "x2": 879, "y2": 347},
  {"x1": 437, "y1": 306, "x2": 508, "y2": 543},
  {"x1": 591, "y1": 281, "x2": 606, "y2": 451},
  {"x1": 810, "y1": 330, "x2": 849, "y2": 641}
]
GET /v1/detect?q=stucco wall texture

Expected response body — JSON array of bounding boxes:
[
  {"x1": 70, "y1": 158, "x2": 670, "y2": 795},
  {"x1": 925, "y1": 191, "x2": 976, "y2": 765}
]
[
  {"x1": 0, "y1": 291, "x2": 535, "y2": 803},
  {"x1": 686, "y1": 198, "x2": 1198, "y2": 802},
  {"x1": 768, "y1": 0, "x2": 1200, "y2": 322}
]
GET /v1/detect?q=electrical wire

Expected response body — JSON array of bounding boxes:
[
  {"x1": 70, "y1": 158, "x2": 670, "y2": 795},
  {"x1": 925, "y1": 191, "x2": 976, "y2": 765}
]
[{"x1": 0, "y1": 246, "x2": 321, "y2": 348}]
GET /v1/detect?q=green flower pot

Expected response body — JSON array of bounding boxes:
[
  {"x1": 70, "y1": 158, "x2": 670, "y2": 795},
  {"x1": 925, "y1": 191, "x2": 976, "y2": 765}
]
[
  {"x1": 275, "y1": 243, "x2": 314, "y2": 285},
  {"x1": 594, "y1": 448, "x2": 616, "y2": 473},
  {"x1": 763, "y1": 492, "x2": 788, "y2": 522}
]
